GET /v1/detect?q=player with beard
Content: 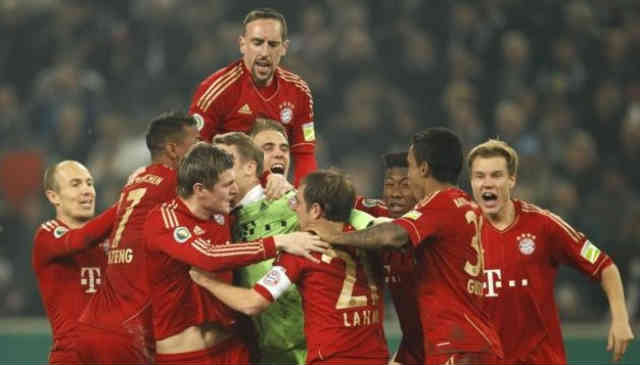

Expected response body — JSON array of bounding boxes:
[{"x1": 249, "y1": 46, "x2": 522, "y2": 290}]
[
  {"x1": 190, "y1": 8, "x2": 317, "y2": 187},
  {"x1": 33, "y1": 161, "x2": 116, "y2": 364},
  {"x1": 354, "y1": 152, "x2": 424, "y2": 365},
  {"x1": 468, "y1": 139, "x2": 634, "y2": 364}
]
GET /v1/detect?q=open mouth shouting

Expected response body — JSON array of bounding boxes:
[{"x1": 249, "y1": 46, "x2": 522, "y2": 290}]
[{"x1": 270, "y1": 162, "x2": 286, "y2": 175}]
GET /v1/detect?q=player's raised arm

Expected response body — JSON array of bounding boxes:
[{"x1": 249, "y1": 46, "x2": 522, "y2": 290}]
[{"x1": 306, "y1": 219, "x2": 409, "y2": 250}]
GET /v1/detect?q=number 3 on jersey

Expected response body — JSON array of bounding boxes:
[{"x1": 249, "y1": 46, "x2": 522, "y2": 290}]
[
  {"x1": 321, "y1": 249, "x2": 379, "y2": 309},
  {"x1": 111, "y1": 188, "x2": 147, "y2": 248},
  {"x1": 464, "y1": 210, "x2": 485, "y2": 296}
]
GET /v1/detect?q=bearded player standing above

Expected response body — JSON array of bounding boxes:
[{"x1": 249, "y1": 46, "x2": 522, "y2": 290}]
[
  {"x1": 468, "y1": 139, "x2": 634, "y2": 364},
  {"x1": 190, "y1": 8, "x2": 316, "y2": 186}
]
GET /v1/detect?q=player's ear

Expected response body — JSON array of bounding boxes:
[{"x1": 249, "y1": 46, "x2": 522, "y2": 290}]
[
  {"x1": 508, "y1": 174, "x2": 516, "y2": 190},
  {"x1": 45, "y1": 189, "x2": 60, "y2": 207},
  {"x1": 310, "y1": 202, "x2": 322, "y2": 219},
  {"x1": 281, "y1": 39, "x2": 289, "y2": 56},
  {"x1": 419, "y1": 160, "x2": 430, "y2": 178},
  {"x1": 239, "y1": 34, "x2": 247, "y2": 55}
]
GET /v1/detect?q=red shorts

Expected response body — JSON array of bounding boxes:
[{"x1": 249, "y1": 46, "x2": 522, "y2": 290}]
[
  {"x1": 427, "y1": 352, "x2": 501, "y2": 365},
  {"x1": 72, "y1": 322, "x2": 154, "y2": 364},
  {"x1": 154, "y1": 336, "x2": 249, "y2": 365}
]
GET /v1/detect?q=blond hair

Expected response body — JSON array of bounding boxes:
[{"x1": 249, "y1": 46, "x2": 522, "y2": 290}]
[{"x1": 467, "y1": 139, "x2": 519, "y2": 177}]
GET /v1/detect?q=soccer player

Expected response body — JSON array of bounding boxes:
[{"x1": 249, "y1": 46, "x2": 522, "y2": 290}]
[
  {"x1": 190, "y1": 169, "x2": 390, "y2": 364},
  {"x1": 73, "y1": 112, "x2": 201, "y2": 364},
  {"x1": 213, "y1": 131, "x2": 375, "y2": 364},
  {"x1": 144, "y1": 142, "x2": 327, "y2": 364},
  {"x1": 250, "y1": 118, "x2": 294, "y2": 199},
  {"x1": 354, "y1": 152, "x2": 424, "y2": 365},
  {"x1": 33, "y1": 161, "x2": 116, "y2": 364},
  {"x1": 304, "y1": 128, "x2": 504, "y2": 364},
  {"x1": 468, "y1": 139, "x2": 635, "y2": 364},
  {"x1": 190, "y1": 8, "x2": 317, "y2": 186}
]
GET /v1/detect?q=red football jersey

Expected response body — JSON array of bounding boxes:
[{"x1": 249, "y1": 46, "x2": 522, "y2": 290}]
[
  {"x1": 354, "y1": 196, "x2": 424, "y2": 364},
  {"x1": 482, "y1": 200, "x2": 613, "y2": 364},
  {"x1": 392, "y1": 188, "x2": 502, "y2": 358},
  {"x1": 79, "y1": 164, "x2": 178, "y2": 354},
  {"x1": 254, "y1": 225, "x2": 389, "y2": 364},
  {"x1": 144, "y1": 198, "x2": 277, "y2": 340},
  {"x1": 32, "y1": 207, "x2": 115, "y2": 356},
  {"x1": 190, "y1": 60, "x2": 317, "y2": 185}
]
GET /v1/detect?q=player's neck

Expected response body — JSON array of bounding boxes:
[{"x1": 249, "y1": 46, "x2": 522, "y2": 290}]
[
  {"x1": 421, "y1": 179, "x2": 454, "y2": 200},
  {"x1": 180, "y1": 196, "x2": 211, "y2": 221},
  {"x1": 152, "y1": 155, "x2": 177, "y2": 170},
  {"x1": 57, "y1": 214, "x2": 87, "y2": 229},
  {"x1": 487, "y1": 200, "x2": 516, "y2": 230}
]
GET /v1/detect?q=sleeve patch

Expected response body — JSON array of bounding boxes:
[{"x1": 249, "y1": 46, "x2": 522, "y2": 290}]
[
  {"x1": 302, "y1": 122, "x2": 315, "y2": 141},
  {"x1": 402, "y1": 210, "x2": 422, "y2": 220},
  {"x1": 173, "y1": 226, "x2": 192, "y2": 243},
  {"x1": 256, "y1": 266, "x2": 292, "y2": 300},
  {"x1": 192, "y1": 113, "x2": 205, "y2": 131},
  {"x1": 53, "y1": 226, "x2": 69, "y2": 239},
  {"x1": 580, "y1": 240, "x2": 601, "y2": 264}
]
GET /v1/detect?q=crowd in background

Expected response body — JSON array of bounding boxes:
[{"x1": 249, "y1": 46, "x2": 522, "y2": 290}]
[{"x1": 1, "y1": 0, "x2": 639, "y2": 323}]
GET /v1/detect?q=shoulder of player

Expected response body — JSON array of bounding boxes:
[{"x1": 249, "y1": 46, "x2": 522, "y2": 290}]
[
  {"x1": 148, "y1": 199, "x2": 187, "y2": 230},
  {"x1": 34, "y1": 219, "x2": 68, "y2": 242},
  {"x1": 194, "y1": 62, "x2": 245, "y2": 111},
  {"x1": 518, "y1": 199, "x2": 583, "y2": 237},
  {"x1": 276, "y1": 67, "x2": 312, "y2": 97},
  {"x1": 354, "y1": 196, "x2": 388, "y2": 216}
]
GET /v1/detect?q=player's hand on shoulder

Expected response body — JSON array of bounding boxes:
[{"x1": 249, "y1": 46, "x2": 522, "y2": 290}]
[
  {"x1": 608, "y1": 318, "x2": 634, "y2": 362},
  {"x1": 265, "y1": 173, "x2": 293, "y2": 201},
  {"x1": 304, "y1": 220, "x2": 340, "y2": 243},
  {"x1": 189, "y1": 266, "x2": 217, "y2": 286},
  {"x1": 274, "y1": 232, "x2": 329, "y2": 263}
]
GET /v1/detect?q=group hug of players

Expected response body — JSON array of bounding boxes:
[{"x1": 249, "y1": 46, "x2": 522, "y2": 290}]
[{"x1": 32, "y1": 7, "x2": 634, "y2": 365}]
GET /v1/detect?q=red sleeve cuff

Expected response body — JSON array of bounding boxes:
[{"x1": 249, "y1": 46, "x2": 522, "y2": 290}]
[
  {"x1": 262, "y1": 236, "x2": 277, "y2": 259},
  {"x1": 253, "y1": 284, "x2": 275, "y2": 302},
  {"x1": 392, "y1": 218, "x2": 421, "y2": 247}
]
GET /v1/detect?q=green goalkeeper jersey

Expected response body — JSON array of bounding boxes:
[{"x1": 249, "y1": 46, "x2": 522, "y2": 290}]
[{"x1": 232, "y1": 188, "x2": 376, "y2": 364}]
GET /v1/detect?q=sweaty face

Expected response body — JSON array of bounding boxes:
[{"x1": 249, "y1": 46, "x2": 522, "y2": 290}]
[
  {"x1": 383, "y1": 167, "x2": 417, "y2": 218},
  {"x1": 240, "y1": 19, "x2": 288, "y2": 86},
  {"x1": 470, "y1": 156, "x2": 515, "y2": 217},
  {"x1": 406, "y1": 146, "x2": 425, "y2": 201},
  {"x1": 252, "y1": 130, "x2": 290, "y2": 176},
  {"x1": 203, "y1": 169, "x2": 239, "y2": 215},
  {"x1": 51, "y1": 162, "x2": 96, "y2": 224}
]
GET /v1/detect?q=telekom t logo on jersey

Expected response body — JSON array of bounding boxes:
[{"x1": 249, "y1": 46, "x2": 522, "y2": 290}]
[
  {"x1": 81, "y1": 267, "x2": 101, "y2": 294},
  {"x1": 483, "y1": 269, "x2": 529, "y2": 297}
]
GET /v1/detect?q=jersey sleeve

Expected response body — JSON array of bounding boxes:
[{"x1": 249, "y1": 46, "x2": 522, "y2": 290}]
[
  {"x1": 392, "y1": 206, "x2": 440, "y2": 248},
  {"x1": 144, "y1": 212, "x2": 277, "y2": 271},
  {"x1": 546, "y1": 212, "x2": 613, "y2": 281},
  {"x1": 33, "y1": 205, "x2": 116, "y2": 265},
  {"x1": 290, "y1": 84, "x2": 317, "y2": 186},
  {"x1": 190, "y1": 86, "x2": 222, "y2": 143},
  {"x1": 253, "y1": 253, "x2": 303, "y2": 302}
]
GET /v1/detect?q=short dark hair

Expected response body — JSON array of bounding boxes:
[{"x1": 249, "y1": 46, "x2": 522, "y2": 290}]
[
  {"x1": 243, "y1": 8, "x2": 288, "y2": 40},
  {"x1": 411, "y1": 127, "x2": 463, "y2": 185},
  {"x1": 301, "y1": 169, "x2": 355, "y2": 223},
  {"x1": 145, "y1": 112, "x2": 197, "y2": 159},
  {"x1": 383, "y1": 152, "x2": 408, "y2": 169},
  {"x1": 249, "y1": 118, "x2": 288, "y2": 139},
  {"x1": 212, "y1": 132, "x2": 264, "y2": 179},
  {"x1": 177, "y1": 142, "x2": 234, "y2": 198}
]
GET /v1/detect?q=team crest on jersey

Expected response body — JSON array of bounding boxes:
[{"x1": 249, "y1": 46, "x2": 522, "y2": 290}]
[
  {"x1": 517, "y1": 233, "x2": 536, "y2": 255},
  {"x1": 192, "y1": 113, "x2": 205, "y2": 131},
  {"x1": 53, "y1": 226, "x2": 69, "y2": 239},
  {"x1": 279, "y1": 101, "x2": 294, "y2": 124},
  {"x1": 213, "y1": 214, "x2": 225, "y2": 225},
  {"x1": 173, "y1": 226, "x2": 192, "y2": 243}
]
